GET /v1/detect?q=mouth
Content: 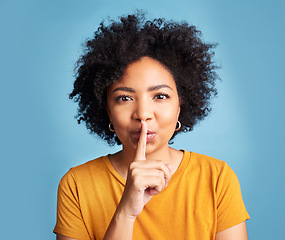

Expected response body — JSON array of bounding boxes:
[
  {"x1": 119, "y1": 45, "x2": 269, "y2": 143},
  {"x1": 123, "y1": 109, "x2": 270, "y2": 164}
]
[{"x1": 131, "y1": 129, "x2": 156, "y2": 143}]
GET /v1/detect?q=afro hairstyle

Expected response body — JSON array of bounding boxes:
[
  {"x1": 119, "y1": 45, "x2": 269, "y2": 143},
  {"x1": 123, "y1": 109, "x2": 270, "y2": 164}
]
[{"x1": 69, "y1": 11, "x2": 219, "y2": 145}]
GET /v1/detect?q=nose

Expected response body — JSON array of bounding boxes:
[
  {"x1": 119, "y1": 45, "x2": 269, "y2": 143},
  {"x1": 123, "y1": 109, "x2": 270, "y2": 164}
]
[{"x1": 132, "y1": 99, "x2": 153, "y2": 122}]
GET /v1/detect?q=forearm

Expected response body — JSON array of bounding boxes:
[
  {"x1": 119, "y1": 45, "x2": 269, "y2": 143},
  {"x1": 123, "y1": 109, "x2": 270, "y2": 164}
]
[{"x1": 103, "y1": 206, "x2": 136, "y2": 240}]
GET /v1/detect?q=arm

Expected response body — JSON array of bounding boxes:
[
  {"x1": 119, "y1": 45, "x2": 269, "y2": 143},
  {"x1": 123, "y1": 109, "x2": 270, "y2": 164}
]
[
  {"x1": 56, "y1": 234, "x2": 77, "y2": 240},
  {"x1": 103, "y1": 121, "x2": 171, "y2": 239},
  {"x1": 55, "y1": 121, "x2": 171, "y2": 240},
  {"x1": 215, "y1": 162, "x2": 250, "y2": 238},
  {"x1": 215, "y1": 222, "x2": 248, "y2": 240},
  {"x1": 103, "y1": 206, "x2": 135, "y2": 240}
]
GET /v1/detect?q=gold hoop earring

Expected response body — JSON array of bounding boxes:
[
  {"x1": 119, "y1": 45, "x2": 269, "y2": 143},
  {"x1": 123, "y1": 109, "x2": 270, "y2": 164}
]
[
  {"x1": 175, "y1": 121, "x2": 181, "y2": 131},
  {"x1": 109, "y1": 123, "x2": 115, "y2": 132}
]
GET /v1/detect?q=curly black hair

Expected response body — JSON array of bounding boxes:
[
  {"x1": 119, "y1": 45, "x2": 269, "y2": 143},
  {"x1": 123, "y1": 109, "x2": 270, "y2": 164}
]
[{"x1": 70, "y1": 11, "x2": 219, "y2": 145}]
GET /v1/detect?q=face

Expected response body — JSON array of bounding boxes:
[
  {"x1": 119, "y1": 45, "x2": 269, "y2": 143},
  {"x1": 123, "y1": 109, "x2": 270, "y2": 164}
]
[{"x1": 107, "y1": 57, "x2": 180, "y2": 154}]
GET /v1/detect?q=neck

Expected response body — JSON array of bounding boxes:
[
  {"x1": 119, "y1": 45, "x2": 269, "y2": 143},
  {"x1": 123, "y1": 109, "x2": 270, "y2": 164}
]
[
  {"x1": 109, "y1": 144, "x2": 182, "y2": 180},
  {"x1": 123, "y1": 143, "x2": 174, "y2": 163}
]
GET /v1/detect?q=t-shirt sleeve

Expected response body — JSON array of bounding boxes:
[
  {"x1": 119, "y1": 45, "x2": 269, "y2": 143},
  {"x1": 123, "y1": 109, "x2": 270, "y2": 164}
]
[
  {"x1": 53, "y1": 168, "x2": 91, "y2": 240},
  {"x1": 216, "y1": 162, "x2": 250, "y2": 233}
]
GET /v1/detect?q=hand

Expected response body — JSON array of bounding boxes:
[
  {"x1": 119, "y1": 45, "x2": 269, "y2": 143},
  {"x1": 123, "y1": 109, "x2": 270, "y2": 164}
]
[{"x1": 118, "y1": 120, "x2": 172, "y2": 220}]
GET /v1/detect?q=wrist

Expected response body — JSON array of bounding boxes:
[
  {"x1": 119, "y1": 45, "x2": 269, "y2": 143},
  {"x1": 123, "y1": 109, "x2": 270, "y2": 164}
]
[
  {"x1": 103, "y1": 204, "x2": 135, "y2": 240},
  {"x1": 116, "y1": 204, "x2": 137, "y2": 224}
]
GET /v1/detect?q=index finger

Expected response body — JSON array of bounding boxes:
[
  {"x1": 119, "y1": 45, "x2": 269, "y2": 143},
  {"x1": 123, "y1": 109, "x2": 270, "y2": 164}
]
[{"x1": 134, "y1": 120, "x2": 147, "y2": 161}]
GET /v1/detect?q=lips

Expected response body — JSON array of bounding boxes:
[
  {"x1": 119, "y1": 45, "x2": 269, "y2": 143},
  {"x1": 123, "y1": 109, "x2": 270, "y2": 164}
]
[{"x1": 131, "y1": 129, "x2": 156, "y2": 143}]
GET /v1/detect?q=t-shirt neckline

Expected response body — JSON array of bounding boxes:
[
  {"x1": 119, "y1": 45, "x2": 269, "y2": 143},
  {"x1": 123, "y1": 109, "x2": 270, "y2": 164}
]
[{"x1": 103, "y1": 150, "x2": 191, "y2": 186}]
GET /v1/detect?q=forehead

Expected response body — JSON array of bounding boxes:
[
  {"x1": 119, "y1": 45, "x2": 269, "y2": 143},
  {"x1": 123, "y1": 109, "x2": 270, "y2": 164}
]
[{"x1": 109, "y1": 57, "x2": 177, "y2": 91}]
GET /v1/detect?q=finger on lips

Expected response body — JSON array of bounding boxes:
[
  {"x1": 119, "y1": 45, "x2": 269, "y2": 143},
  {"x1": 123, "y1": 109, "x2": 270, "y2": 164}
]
[
  {"x1": 132, "y1": 120, "x2": 171, "y2": 194},
  {"x1": 134, "y1": 120, "x2": 147, "y2": 161}
]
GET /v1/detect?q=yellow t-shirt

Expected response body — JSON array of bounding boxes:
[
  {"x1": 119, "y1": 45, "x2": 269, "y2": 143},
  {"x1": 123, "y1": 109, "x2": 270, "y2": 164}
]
[{"x1": 54, "y1": 151, "x2": 250, "y2": 240}]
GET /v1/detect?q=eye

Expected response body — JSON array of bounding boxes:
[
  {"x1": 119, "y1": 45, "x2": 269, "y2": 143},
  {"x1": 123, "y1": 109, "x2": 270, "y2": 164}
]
[
  {"x1": 153, "y1": 93, "x2": 170, "y2": 100},
  {"x1": 115, "y1": 95, "x2": 133, "y2": 102}
]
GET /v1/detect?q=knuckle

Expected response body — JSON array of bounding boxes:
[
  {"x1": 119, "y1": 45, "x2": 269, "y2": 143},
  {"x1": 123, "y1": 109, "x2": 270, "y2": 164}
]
[
  {"x1": 158, "y1": 160, "x2": 166, "y2": 169},
  {"x1": 156, "y1": 176, "x2": 164, "y2": 185},
  {"x1": 161, "y1": 176, "x2": 165, "y2": 184},
  {"x1": 157, "y1": 160, "x2": 164, "y2": 165},
  {"x1": 156, "y1": 184, "x2": 163, "y2": 192},
  {"x1": 131, "y1": 168, "x2": 140, "y2": 176},
  {"x1": 132, "y1": 178, "x2": 139, "y2": 186},
  {"x1": 158, "y1": 170, "x2": 164, "y2": 178},
  {"x1": 133, "y1": 177, "x2": 143, "y2": 188},
  {"x1": 129, "y1": 162, "x2": 137, "y2": 170},
  {"x1": 129, "y1": 170, "x2": 138, "y2": 179}
]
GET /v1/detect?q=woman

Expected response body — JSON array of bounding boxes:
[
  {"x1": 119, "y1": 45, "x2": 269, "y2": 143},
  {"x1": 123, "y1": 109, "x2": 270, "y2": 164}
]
[{"x1": 54, "y1": 12, "x2": 250, "y2": 240}]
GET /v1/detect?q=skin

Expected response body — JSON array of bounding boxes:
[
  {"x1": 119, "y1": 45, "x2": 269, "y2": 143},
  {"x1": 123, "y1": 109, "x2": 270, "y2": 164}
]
[
  {"x1": 56, "y1": 57, "x2": 248, "y2": 240},
  {"x1": 106, "y1": 56, "x2": 183, "y2": 180}
]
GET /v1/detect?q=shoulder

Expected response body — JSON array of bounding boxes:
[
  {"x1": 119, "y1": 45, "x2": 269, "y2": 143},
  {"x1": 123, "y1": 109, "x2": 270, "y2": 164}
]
[
  {"x1": 183, "y1": 151, "x2": 237, "y2": 182},
  {"x1": 184, "y1": 151, "x2": 250, "y2": 232},
  {"x1": 189, "y1": 151, "x2": 227, "y2": 170},
  {"x1": 59, "y1": 155, "x2": 109, "y2": 186},
  {"x1": 187, "y1": 151, "x2": 242, "y2": 195},
  {"x1": 72, "y1": 155, "x2": 109, "y2": 173}
]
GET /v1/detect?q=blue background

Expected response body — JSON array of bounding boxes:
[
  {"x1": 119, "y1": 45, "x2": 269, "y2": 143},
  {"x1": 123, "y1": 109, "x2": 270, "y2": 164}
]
[{"x1": 1, "y1": 0, "x2": 284, "y2": 239}]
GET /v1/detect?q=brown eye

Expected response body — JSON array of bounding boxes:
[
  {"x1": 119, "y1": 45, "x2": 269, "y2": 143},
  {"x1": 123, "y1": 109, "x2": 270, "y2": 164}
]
[
  {"x1": 154, "y1": 93, "x2": 170, "y2": 100},
  {"x1": 115, "y1": 95, "x2": 132, "y2": 102}
]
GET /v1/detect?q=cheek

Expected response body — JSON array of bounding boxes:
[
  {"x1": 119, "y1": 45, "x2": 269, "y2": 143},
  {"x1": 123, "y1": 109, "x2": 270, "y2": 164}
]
[
  {"x1": 109, "y1": 115, "x2": 128, "y2": 142},
  {"x1": 157, "y1": 104, "x2": 180, "y2": 125},
  {"x1": 109, "y1": 107, "x2": 131, "y2": 129}
]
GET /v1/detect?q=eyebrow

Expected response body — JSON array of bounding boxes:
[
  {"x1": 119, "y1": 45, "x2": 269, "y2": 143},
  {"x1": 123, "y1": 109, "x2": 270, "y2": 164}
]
[
  {"x1": 148, "y1": 84, "x2": 173, "y2": 91},
  {"x1": 112, "y1": 86, "x2": 135, "y2": 93},
  {"x1": 112, "y1": 84, "x2": 173, "y2": 93}
]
